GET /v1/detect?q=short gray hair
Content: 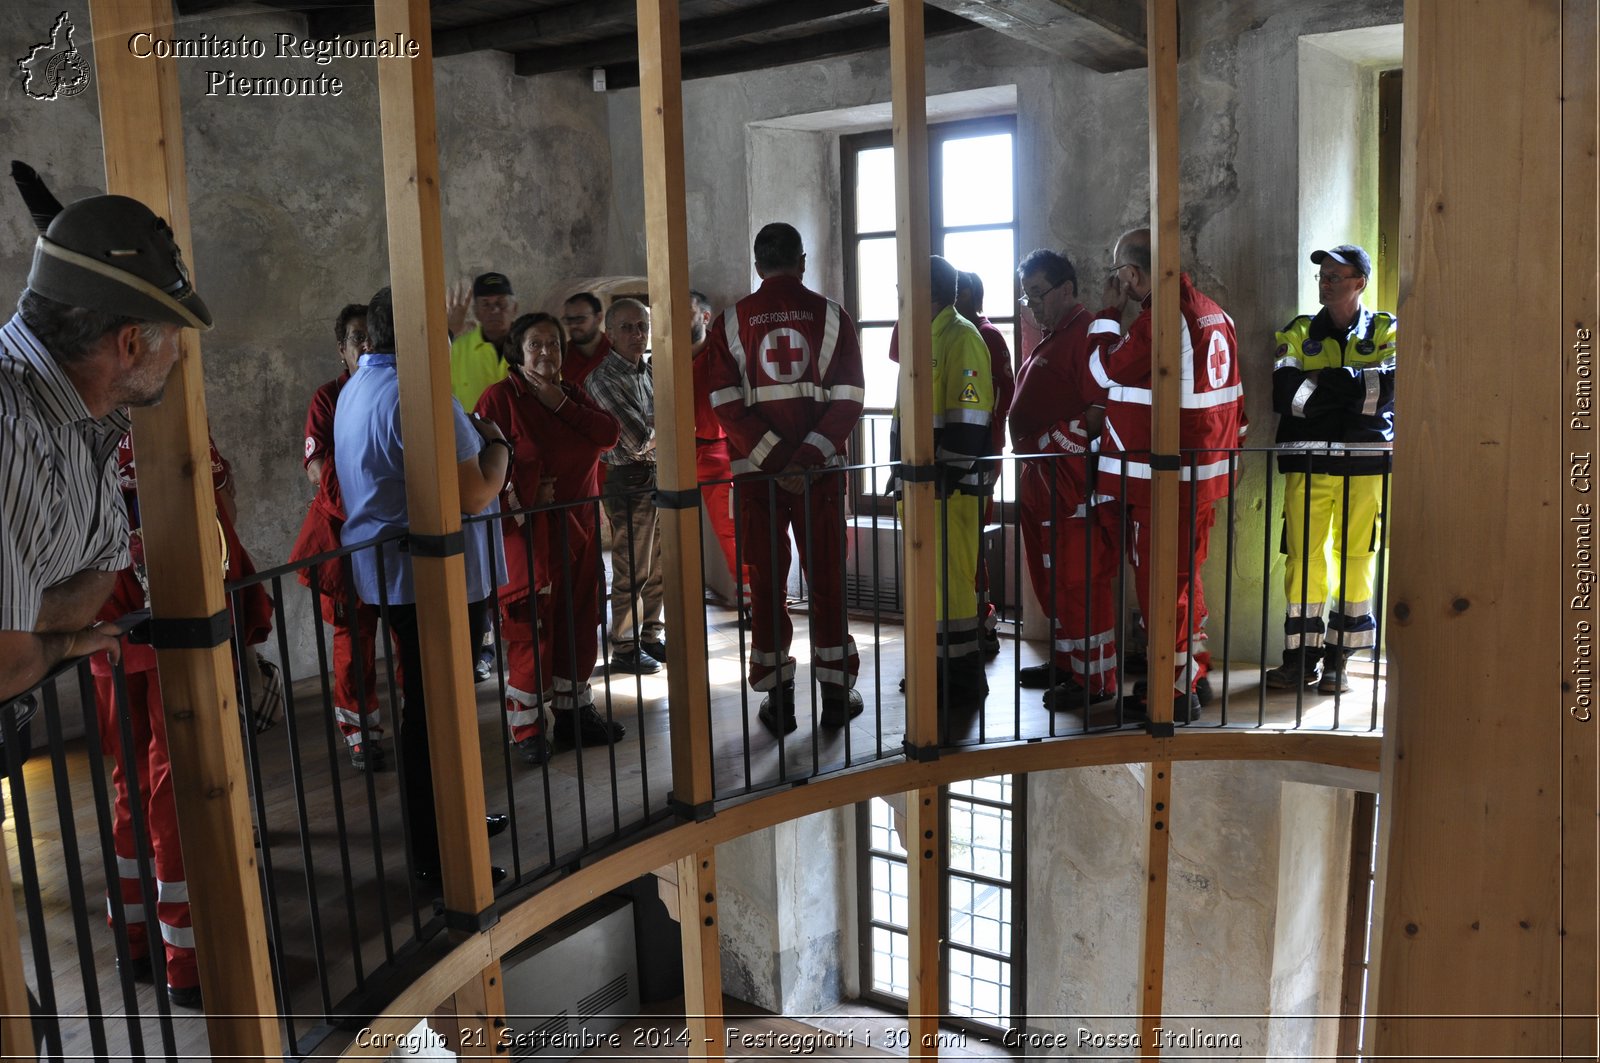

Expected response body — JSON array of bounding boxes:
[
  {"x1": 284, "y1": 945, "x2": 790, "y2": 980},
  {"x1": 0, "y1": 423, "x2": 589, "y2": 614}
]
[
  {"x1": 17, "y1": 289, "x2": 164, "y2": 365},
  {"x1": 605, "y1": 297, "x2": 649, "y2": 330}
]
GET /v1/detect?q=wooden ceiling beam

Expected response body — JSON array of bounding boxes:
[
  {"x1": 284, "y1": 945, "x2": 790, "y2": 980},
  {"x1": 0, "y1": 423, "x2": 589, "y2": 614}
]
[
  {"x1": 430, "y1": 0, "x2": 638, "y2": 56},
  {"x1": 513, "y1": 0, "x2": 877, "y2": 76},
  {"x1": 601, "y1": 9, "x2": 972, "y2": 91}
]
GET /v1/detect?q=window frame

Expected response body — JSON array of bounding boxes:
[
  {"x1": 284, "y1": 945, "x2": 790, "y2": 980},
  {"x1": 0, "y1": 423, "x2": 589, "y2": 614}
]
[
  {"x1": 854, "y1": 774, "x2": 1028, "y2": 1035},
  {"x1": 840, "y1": 115, "x2": 1021, "y2": 516}
]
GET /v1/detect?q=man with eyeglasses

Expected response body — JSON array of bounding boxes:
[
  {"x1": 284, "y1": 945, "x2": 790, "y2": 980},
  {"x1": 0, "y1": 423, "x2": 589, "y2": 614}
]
[
  {"x1": 1265, "y1": 245, "x2": 1396, "y2": 694},
  {"x1": 1087, "y1": 228, "x2": 1247, "y2": 723},
  {"x1": 560, "y1": 291, "x2": 612, "y2": 393},
  {"x1": 585, "y1": 298, "x2": 668, "y2": 674},
  {"x1": 1007, "y1": 249, "x2": 1121, "y2": 713}
]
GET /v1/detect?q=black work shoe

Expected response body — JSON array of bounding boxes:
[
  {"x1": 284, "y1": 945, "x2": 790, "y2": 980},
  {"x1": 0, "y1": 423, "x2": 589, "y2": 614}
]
[
  {"x1": 979, "y1": 629, "x2": 1001, "y2": 659},
  {"x1": 1125, "y1": 690, "x2": 1204, "y2": 724},
  {"x1": 1317, "y1": 651, "x2": 1352, "y2": 694},
  {"x1": 516, "y1": 733, "x2": 551, "y2": 765},
  {"x1": 119, "y1": 953, "x2": 153, "y2": 984},
  {"x1": 474, "y1": 650, "x2": 495, "y2": 684},
  {"x1": 1134, "y1": 674, "x2": 1214, "y2": 706},
  {"x1": 757, "y1": 683, "x2": 797, "y2": 737},
  {"x1": 608, "y1": 647, "x2": 661, "y2": 675},
  {"x1": 553, "y1": 705, "x2": 626, "y2": 745},
  {"x1": 1017, "y1": 663, "x2": 1058, "y2": 689},
  {"x1": 820, "y1": 688, "x2": 865, "y2": 727},
  {"x1": 167, "y1": 984, "x2": 203, "y2": 1010},
  {"x1": 350, "y1": 740, "x2": 386, "y2": 771},
  {"x1": 638, "y1": 638, "x2": 668, "y2": 664},
  {"x1": 485, "y1": 814, "x2": 510, "y2": 838},
  {"x1": 1265, "y1": 650, "x2": 1322, "y2": 689},
  {"x1": 1042, "y1": 676, "x2": 1116, "y2": 712}
]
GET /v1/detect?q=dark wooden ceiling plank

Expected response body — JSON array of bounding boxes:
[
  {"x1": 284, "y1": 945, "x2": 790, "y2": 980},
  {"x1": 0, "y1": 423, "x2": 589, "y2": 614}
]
[
  {"x1": 512, "y1": 0, "x2": 877, "y2": 76},
  {"x1": 602, "y1": 8, "x2": 973, "y2": 90},
  {"x1": 431, "y1": 0, "x2": 640, "y2": 56}
]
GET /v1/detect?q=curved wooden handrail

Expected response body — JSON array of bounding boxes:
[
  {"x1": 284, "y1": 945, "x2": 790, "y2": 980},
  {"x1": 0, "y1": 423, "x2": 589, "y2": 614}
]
[{"x1": 337, "y1": 727, "x2": 1379, "y2": 1059}]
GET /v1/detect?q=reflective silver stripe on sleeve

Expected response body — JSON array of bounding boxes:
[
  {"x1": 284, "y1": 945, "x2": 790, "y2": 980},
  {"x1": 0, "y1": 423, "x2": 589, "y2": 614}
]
[
  {"x1": 709, "y1": 386, "x2": 744, "y2": 408},
  {"x1": 829, "y1": 384, "x2": 865, "y2": 403},
  {"x1": 1274, "y1": 355, "x2": 1301, "y2": 370},
  {"x1": 803, "y1": 431, "x2": 836, "y2": 461},
  {"x1": 943, "y1": 407, "x2": 992, "y2": 426},
  {"x1": 1087, "y1": 319, "x2": 1122, "y2": 337},
  {"x1": 816, "y1": 301, "x2": 841, "y2": 377},
  {"x1": 1086, "y1": 350, "x2": 1114, "y2": 389},
  {"x1": 725, "y1": 312, "x2": 751, "y2": 397},
  {"x1": 749, "y1": 429, "x2": 782, "y2": 468},
  {"x1": 1291, "y1": 378, "x2": 1318, "y2": 417},
  {"x1": 1361, "y1": 368, "x2": 1381, "y2": 416}
]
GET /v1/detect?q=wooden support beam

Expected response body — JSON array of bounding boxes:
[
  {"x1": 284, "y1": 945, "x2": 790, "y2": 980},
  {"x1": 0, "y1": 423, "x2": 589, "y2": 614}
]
[
  {"x1": 0, "y1": 834, "x2": 35, "y2": 1062},
  {"x1": 373, "y1": 1, "x2": 506, "y2": 1053},
  {"x1": 921, "y1": 0, "x2": 1145, "y2": 73},
  {"x1": 905, "y1": 787, "x2": 942, "y2": 1058},
  {"x1": 676, "y1": 850, "x2": 725, "y2": 1063},
  {"x1": 86, "y1": 2, "x2": 282, "y2": 1057},
  {"x1": 888, "y1": 0, "x2": 938, "y2": 757},
  {"x1": 1560, "y1": 1, "x2": 1599, "y2": 1057},
  {"x1": 601, "y1": 10, "x2": 972, "y2": 91},
  {"x1": 515, "y1": 0, "x2": 875, "y2": 76},
  {"x1": 1141, "y1": 0, "x2": 1180, "y2": 735},
  {"x1": 1373, "y1": 0, "x2": 1566, "y2": 1057},
  {"x1": 1137, "y1": 761, "x2": 1173, "y2": 1056},
  {"x1": 636, "y1": 0, "x2": 716, "y2": 818}
]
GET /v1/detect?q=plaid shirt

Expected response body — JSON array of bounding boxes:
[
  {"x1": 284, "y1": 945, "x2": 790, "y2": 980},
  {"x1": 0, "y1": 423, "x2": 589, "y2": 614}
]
[{"x1": 583, "y1": 349, "x2": 655, "y2": 465}]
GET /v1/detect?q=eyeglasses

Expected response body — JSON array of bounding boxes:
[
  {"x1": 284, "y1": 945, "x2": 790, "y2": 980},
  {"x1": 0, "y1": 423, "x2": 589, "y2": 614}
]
[
  {"x1": 1316, "y1": 271, "x2": 1362, "y2": 284},
  {"x1": 1020, "y1": 279, "x2": 1065, "y2": 307}
]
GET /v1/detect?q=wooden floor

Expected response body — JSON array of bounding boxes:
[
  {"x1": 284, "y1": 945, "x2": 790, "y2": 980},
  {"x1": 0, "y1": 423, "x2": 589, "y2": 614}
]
[{"x1": 3, "y1": 600, "x2": 1383, "y2": 1061}]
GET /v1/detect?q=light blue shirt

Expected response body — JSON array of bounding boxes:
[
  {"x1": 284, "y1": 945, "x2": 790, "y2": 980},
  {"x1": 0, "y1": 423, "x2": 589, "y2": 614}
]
[{"x1": 333, "y1": 352, "x2": 504, "y2": 606}]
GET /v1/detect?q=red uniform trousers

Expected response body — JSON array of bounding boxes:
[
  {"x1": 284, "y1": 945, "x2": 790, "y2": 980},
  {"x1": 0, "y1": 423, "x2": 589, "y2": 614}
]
[
  {"x1": 1128, "y1": 501, "x2": 1216, "y2": 693},
  {"x1": 501, "y1": 512, "x2": 603, "y2": 741},
  {"x1": 737, "y1": 471, "x2": 859, "y2": 692},
  {"x1": 93, "y1": 664, "x2": 197, "y2": 991},
  {"x1": 696, "y1": 438, "x2": 750, "y2": 608},
  {"x1": 976, "y1": 497, "x2": 997, "y2": 634},
  {"x1": 1018, "y1": 462, "x2": 1120, "y2": 693},
  {"x1": 323, "y1": 599, "x2": 385, "y2": 748}
]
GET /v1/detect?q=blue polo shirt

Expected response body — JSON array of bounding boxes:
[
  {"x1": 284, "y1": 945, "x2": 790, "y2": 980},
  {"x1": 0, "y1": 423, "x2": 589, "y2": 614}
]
[{"x1": 333, "y1": 352, "x2": 504, "y2": 606}]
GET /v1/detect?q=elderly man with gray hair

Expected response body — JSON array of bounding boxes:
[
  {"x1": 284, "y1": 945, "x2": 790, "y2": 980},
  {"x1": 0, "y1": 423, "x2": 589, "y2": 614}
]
[{"x1": 583, "y1": 297, "x2": 666, "y2": 676}]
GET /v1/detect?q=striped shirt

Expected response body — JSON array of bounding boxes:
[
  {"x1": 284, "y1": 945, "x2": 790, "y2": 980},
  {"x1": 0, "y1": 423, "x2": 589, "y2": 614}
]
[
  {"x1": 584, "y1": 349, "x2": 655, "y2": 466},
  {"x1": 0, "y1": 314, "x2": 131, "y2": 632}
]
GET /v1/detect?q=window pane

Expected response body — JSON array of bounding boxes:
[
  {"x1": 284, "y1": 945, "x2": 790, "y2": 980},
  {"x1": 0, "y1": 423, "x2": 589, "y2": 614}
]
[
  {"x1": 942, "y1": 228, "x2": 1017, "y2": 324},
  {"x1": 950, "y1": 774, "x2": 1012, "y2": 804},
  {"x1": 862, "y1": 328, "x2": 898, "y2": 413},
  {"x1": 869, "y1": 796, "x2": 906, "y2": 855},
  {"x1": 941, "y1": 134, "x2": 1013, "y2": 227},
  {"x1": 873, "y1": 927, "x2": 909, "y2": 998},
  {"x1": 855, "y1": 146, "x2": 897, "y2": 233},
  {"x1": 856, "y1": 238, "x2": 899, "y2": 322}
]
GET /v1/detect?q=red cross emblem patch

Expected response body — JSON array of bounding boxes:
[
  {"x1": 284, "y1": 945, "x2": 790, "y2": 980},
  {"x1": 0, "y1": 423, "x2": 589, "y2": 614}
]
[{"x1": 758, "y1": 328, "x2": 811, "y2": 383}]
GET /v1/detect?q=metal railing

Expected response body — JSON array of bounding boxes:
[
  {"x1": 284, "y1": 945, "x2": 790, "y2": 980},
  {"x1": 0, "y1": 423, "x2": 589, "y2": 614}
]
[{"x1": 0, "y1": 431, "x2": 1388, "y2": 1056}]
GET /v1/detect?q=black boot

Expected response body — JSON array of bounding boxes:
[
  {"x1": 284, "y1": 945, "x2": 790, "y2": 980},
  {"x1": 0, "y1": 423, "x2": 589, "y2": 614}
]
[
  {"x1": 1317, "y1": 646, "x2": 1352, "y2": 693},
  {"x1": 1264, "y1": 647, "x2": 1322, "y2": 689}
]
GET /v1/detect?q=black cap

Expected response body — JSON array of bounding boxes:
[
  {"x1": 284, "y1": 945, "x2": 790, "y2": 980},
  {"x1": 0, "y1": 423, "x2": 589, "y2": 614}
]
[
  {"x1": 27, "y1": 194, "x2": 212, "y2": 329},
  {"x1": 1310, "y1": 245, "x2": 1372, "y2": 278},
  {"x1": 472, "y1": 272, "x2": 513, "y2": 297}
]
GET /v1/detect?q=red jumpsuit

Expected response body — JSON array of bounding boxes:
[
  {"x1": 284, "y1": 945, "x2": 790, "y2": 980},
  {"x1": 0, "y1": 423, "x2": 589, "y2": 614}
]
[
  {"x1": 693, "y1": 343, "x2": 750, "y2": 608},
  {"x1": 1008, "y1": 306, "x2": 1119, "y2": 693},
  {"x1": 289, "y1": 372, "x2": 386, "y2": 750},
  {"x1": 562, "y1": 332, "x2": 612, "y2": 393},
  {"x1": 92, "y1": 434, "x2": 272, "y2": 993},
  {"x1": 1085, "y1": 275, "x2": 1247, "y2": 694},
  {"x1": 705, "y1": 274, "x2": 865, "y2": 693},
  {"x1": 476, "y1": 374, "x2": 619, "y2": 738}
]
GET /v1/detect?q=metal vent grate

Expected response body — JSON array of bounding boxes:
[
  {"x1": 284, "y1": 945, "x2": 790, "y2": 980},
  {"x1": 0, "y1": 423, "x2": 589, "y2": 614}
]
[
  {"x1": 577, "y1": 974, "x2": 630, "y2": 1023},
  {"x1": 512, "y1": 1011, "x2": 570, "y2": 1061}
]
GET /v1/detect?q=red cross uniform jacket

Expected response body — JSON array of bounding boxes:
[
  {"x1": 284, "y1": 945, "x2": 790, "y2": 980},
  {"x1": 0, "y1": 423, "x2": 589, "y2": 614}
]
[
  {"x1": 289, "y1": 372, "x2": 355, "y2": 604},
  {"x1": 1007, "y1": 305, "x2": 1104, "y2": 510},
  {"x1": 474, "y1": 373, "x2": 620, "y2": 604},
  {"x1": 704, "y1": 274, "x2": 866, "y2": 475},
  {"x1": 1085, "y1": 274, "x2": 1248, "y2": 509}
]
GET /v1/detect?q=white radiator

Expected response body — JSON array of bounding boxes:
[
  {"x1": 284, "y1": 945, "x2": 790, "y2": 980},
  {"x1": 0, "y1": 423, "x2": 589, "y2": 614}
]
[{"x1": 499, "y1": 895, "x2": 639, "y2": 1061}]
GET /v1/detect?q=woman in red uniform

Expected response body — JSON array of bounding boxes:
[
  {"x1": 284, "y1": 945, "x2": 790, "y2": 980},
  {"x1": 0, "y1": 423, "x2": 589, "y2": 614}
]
[{"x1": 476, "y1": 313, "x2": 623, "y2": 764}]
